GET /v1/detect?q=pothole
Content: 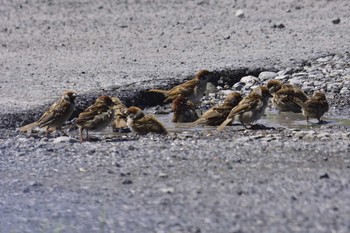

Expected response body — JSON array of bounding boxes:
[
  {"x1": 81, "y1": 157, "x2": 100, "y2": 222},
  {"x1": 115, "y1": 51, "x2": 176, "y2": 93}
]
[{"x1": 1, "y1": 53, "x2": 349, "y2": 136}]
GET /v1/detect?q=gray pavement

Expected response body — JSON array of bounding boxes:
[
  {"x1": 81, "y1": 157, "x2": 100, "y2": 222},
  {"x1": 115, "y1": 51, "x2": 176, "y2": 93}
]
[
  {"x1": 0, "y1": 0, "x2": 349, "y2": 113},
  {"x1": 1, "y1": 1, "x2": 350, "y2": 233}
]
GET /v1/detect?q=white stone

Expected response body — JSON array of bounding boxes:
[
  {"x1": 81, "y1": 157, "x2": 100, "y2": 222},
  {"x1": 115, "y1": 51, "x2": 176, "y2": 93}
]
[
  {"x1": 258, "y1": 71, "x2": 278, "y2": 81},
  {"x1": 240, "y1": 75, "x2": 260, "y2": 85},
  {"x1": 53, "y1": 136, "x2": 78, "y2": 143},
  {"x1": 235, "y1": 9, "x2": 244, "y2": 18}
]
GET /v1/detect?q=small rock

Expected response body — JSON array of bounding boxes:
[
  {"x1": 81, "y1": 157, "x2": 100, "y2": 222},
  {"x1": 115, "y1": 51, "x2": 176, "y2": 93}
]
[
  {"x1": 235, "y1": 9, "x2": 244, "y2": 18},
  {"x1": 258, "y1": 71, "x2": 278, "y2": 81},
  {"x1": 303, "y1": 132, "x2": 315, "y2": 140},
  {"x1": 273, "y1": 23, "x2": 285, "y2": 29},
  {"x1": 240, "y1": 75, "x2": 260, "y2": 85},
  {"x1": 53, "y1": 136, "x2": 78, "y2": 143},
  {"x1": 288, "y1": 76, "x2": 304, "y2": 86},
  {"x1": 232, "y1": 82, "x2": 245, "y2": 91},
  {"x1": 160, "y1": 187, "x2": 175, "y2": 194},
  {"x1": 294, "y1": 131, "x2": 306, "y2": 139},
  {"x1": 317, "y1": 56, "x2": 332, "y2": 63},
  {"x1": 206, "y1": 82, "x2": 217, "y2": 94},
  {"x1": 339, "y1": 87, "x2": 349, "y2": 94},
  {"x1": 332, "y1": 18, "x2": 341, "y2": 24},
  {"x1": 122, "y1": 179, "x2": 133, "y2": 185},
  {"x1": 319, "y1": 173, "x2": 330, "y2": 179},
  {"x1": 275, "y1": 74, "x2": 290, "y2": 80},
  {"x1": 158, "y1": 172, "x2": 168, "y2": 178},
  {"x1": 29, "y1": 181, "x2": 43, "y2": 187}
]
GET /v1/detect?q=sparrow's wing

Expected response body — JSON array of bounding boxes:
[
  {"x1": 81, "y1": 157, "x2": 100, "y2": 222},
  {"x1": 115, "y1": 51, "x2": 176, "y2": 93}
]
[
  {"x1": 136, "y1": 115, "x2": 167, "y2": 134},
  {"x1": 304, "y1": 99, "x2": 329, "y2": 113},
  {"x1": 77, "y1": 104, "x2": 109, "y2": 124},
  {"x1": 168, "y1": 79, "x2": 198, "y2": 96},
  {"x1": 227, "y1": 98, "x2": 260, "y2": 118},
  {"x1": 36, "y1": 99, "x2": 72, "y2": 127},
  {"x1": 212, "y1": 104, "x2": 233, "y2": 112},
  {"x1": 201, "y1": 108, "x2": 220, "y2": 119},
  {"x1": 275, "y1": 88, "x2": 295, "y2": 103}
]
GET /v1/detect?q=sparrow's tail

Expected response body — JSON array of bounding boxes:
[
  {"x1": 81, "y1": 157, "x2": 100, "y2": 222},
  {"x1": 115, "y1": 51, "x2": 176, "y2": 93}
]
[
  {"x1": 217, "y1": 118, "x2": 232, "y2": 132},
  {"x1": 148, "y1": 89, "x2": 168, "y2": 95},
  {"x1": 19, "y1": 122, "x2": 38, "y2": 133},
  {"x1": 293, "y1": 97, "x2": 306, "y2": 108},
  {"x1": 294, "y1": 90, "x2": 308, "y2": 102},
  {"x1": 190, "y1": 118, "x2": 206, "y2": 127},
  {"x1": 112, "y1": 117, "x2": 128, "y2": 129}
]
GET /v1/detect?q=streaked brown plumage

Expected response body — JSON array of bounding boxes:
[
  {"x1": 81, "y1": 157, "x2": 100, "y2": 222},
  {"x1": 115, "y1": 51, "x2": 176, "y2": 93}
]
[
  {"x1": 171, "y1": 95, "x2": 199, "y2": 123},
  {"x1": 126, "y1": 106, "x2": 167, "y2": 135},
  {"x1": 267, "y1": 79, "x2": 308, "y2": 113},
  {"x1": 148, "y1": 70, "x2": 210, "y2": 104},
  {"x1": 294, "y1": 91, "x2": 329, "y2": 123},
  {"x1": 111, "y1": 97, "x2": 128, "y2": 132},
  {"x1": 217, "y1": 86, "x2": 271, "y2": 131},
  {"x1": 77, "y1": 96, "x2": 115, "y2": 141},
  {"x1": 193, "y1": 92, "x2": 242, "y2": 126},
  {"x1": 19, "y1": 90, "x2": 76, "y2": 136}
]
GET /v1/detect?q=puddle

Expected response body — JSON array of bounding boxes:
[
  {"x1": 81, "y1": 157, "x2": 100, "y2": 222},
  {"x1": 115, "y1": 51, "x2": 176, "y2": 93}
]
[
  {"x1": 30, "y1": 110, "x2": 349, "y2": 139},
  {"x1": 155, "y1": 110, "x2": 350, "y2": 132},
  {"x1": 262, "y1": 110, "x2": 350, "y2": 130}
]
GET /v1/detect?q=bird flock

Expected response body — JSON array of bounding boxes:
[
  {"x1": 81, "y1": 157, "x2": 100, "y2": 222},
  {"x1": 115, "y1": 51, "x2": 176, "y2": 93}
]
[{"x1": 19, "y1": 69, "x2": 329, "y2": 141}]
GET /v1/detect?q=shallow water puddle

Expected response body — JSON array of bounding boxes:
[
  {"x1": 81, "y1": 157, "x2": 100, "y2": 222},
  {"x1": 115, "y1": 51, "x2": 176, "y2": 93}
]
[
  {"x1": 155, "y1": 110, "x2": 349, "y2": 132},
  {"x1": 60, "y1": 110, "x2": 349, "y2": 139}
]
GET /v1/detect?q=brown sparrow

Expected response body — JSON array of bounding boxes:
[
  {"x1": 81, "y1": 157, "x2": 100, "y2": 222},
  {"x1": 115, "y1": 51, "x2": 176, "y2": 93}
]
[
  {"x1": 19, "y1": 90, "x2": 77, "y2": 136},
  {"x1": 148, "y1": 69, "x2": 211, "y2": 104},
  {"x1": 193, "y1": 92, "x2": 242, "y2": 126},
  {"x1": 171, "y1": 95, "x2": 199, "y2": 123},
  {"x1": 111, "y1": 97, "x2": 129, "y2": 132},
  {"x1": 294, "y1": 91, "x2": 329, "y2": 123},
  {"x1": 126, "y1": 106, "x2": 167, "y2": 135},
  {"x1": 217, "y1": 86, "x2": 271, "y2": 131},
  {"x1": 267, "y1": 79, "x2": 308, "y2": 113},
  {"x1": 77, "y1": 95, "x2": 115, "y2": 141}
]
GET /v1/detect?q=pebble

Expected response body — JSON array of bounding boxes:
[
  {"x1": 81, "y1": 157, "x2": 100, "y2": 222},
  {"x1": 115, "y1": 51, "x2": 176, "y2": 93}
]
[
  {"x1": 240, "y1": 75, "x2": 260, "y2": 87},
  {"x1": 288, "y1": 76, "x2": 304, "y2": 86},
  {"x1": 53, "y1": 136, "x2": 79, "y2": 143},
  {"x1": 232, "y1": 82, "x2": 245, "y2": 91},
  {"x1": 339, "y1": 87, "x2": 349, "y2": 94},
  {"x1": 235, "y1": 9, "x2": 244, "y2": 18},
  {"x1": 258, "y1": 71, "x2": 278, "y2": 81}
]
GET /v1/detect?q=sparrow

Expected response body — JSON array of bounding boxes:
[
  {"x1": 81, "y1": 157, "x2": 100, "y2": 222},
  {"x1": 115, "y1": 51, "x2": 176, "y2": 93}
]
[
  {"x1": 148, "y1": 69, "x2": 211, "y2": 104},
  {"x1": 294, "y1": 91, "x2": 329, "y2": 123},
  {"x1": 267, "y1": 79, "x2": 308, "y2": 113},
  {"x1": 171, "y1": 95, "x2": 199, "y2": 123},
  {"x1": 217, "y1": 86, "x2": 271, "y2": 131},
  {"x1": 193, "y1": 92, "x2": 242, "y2": 126},
  {"x1": 19, "y1": 90, "x2": 77, "y2": 136},
  {"x1": 111, "y1": 97, "x2": 129, "y2": 132},
  {"x1": 77, "y1": 95, "x2": 115, "y2": 141},
  {"x1": 126, "y1": 106, "x2": 167, "y2": 135}
]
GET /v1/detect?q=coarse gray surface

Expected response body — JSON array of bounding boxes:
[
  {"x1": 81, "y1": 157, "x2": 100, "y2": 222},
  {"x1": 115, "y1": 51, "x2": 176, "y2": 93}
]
[
  {"x1": 0, "y1": 0, "x2": 349, "y2": 112},
  {"x1": 1, "y1": 0, "x2": 350, "y2": 233}
]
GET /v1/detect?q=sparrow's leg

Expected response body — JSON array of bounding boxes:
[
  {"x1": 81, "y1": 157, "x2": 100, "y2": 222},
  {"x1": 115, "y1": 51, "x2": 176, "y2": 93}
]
[
  {"x1": 306, "y1": 116, "x2": 309, "y2": 124},
  {"x1": 45, "y1": 127, "x2": 51, "y2": 137},
  {"x1": 79, "y1": 127, "x2": 84, "y2": 141},
  {"x1": 56, "y1": 127, "x2": 68, "y2": 136}
]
